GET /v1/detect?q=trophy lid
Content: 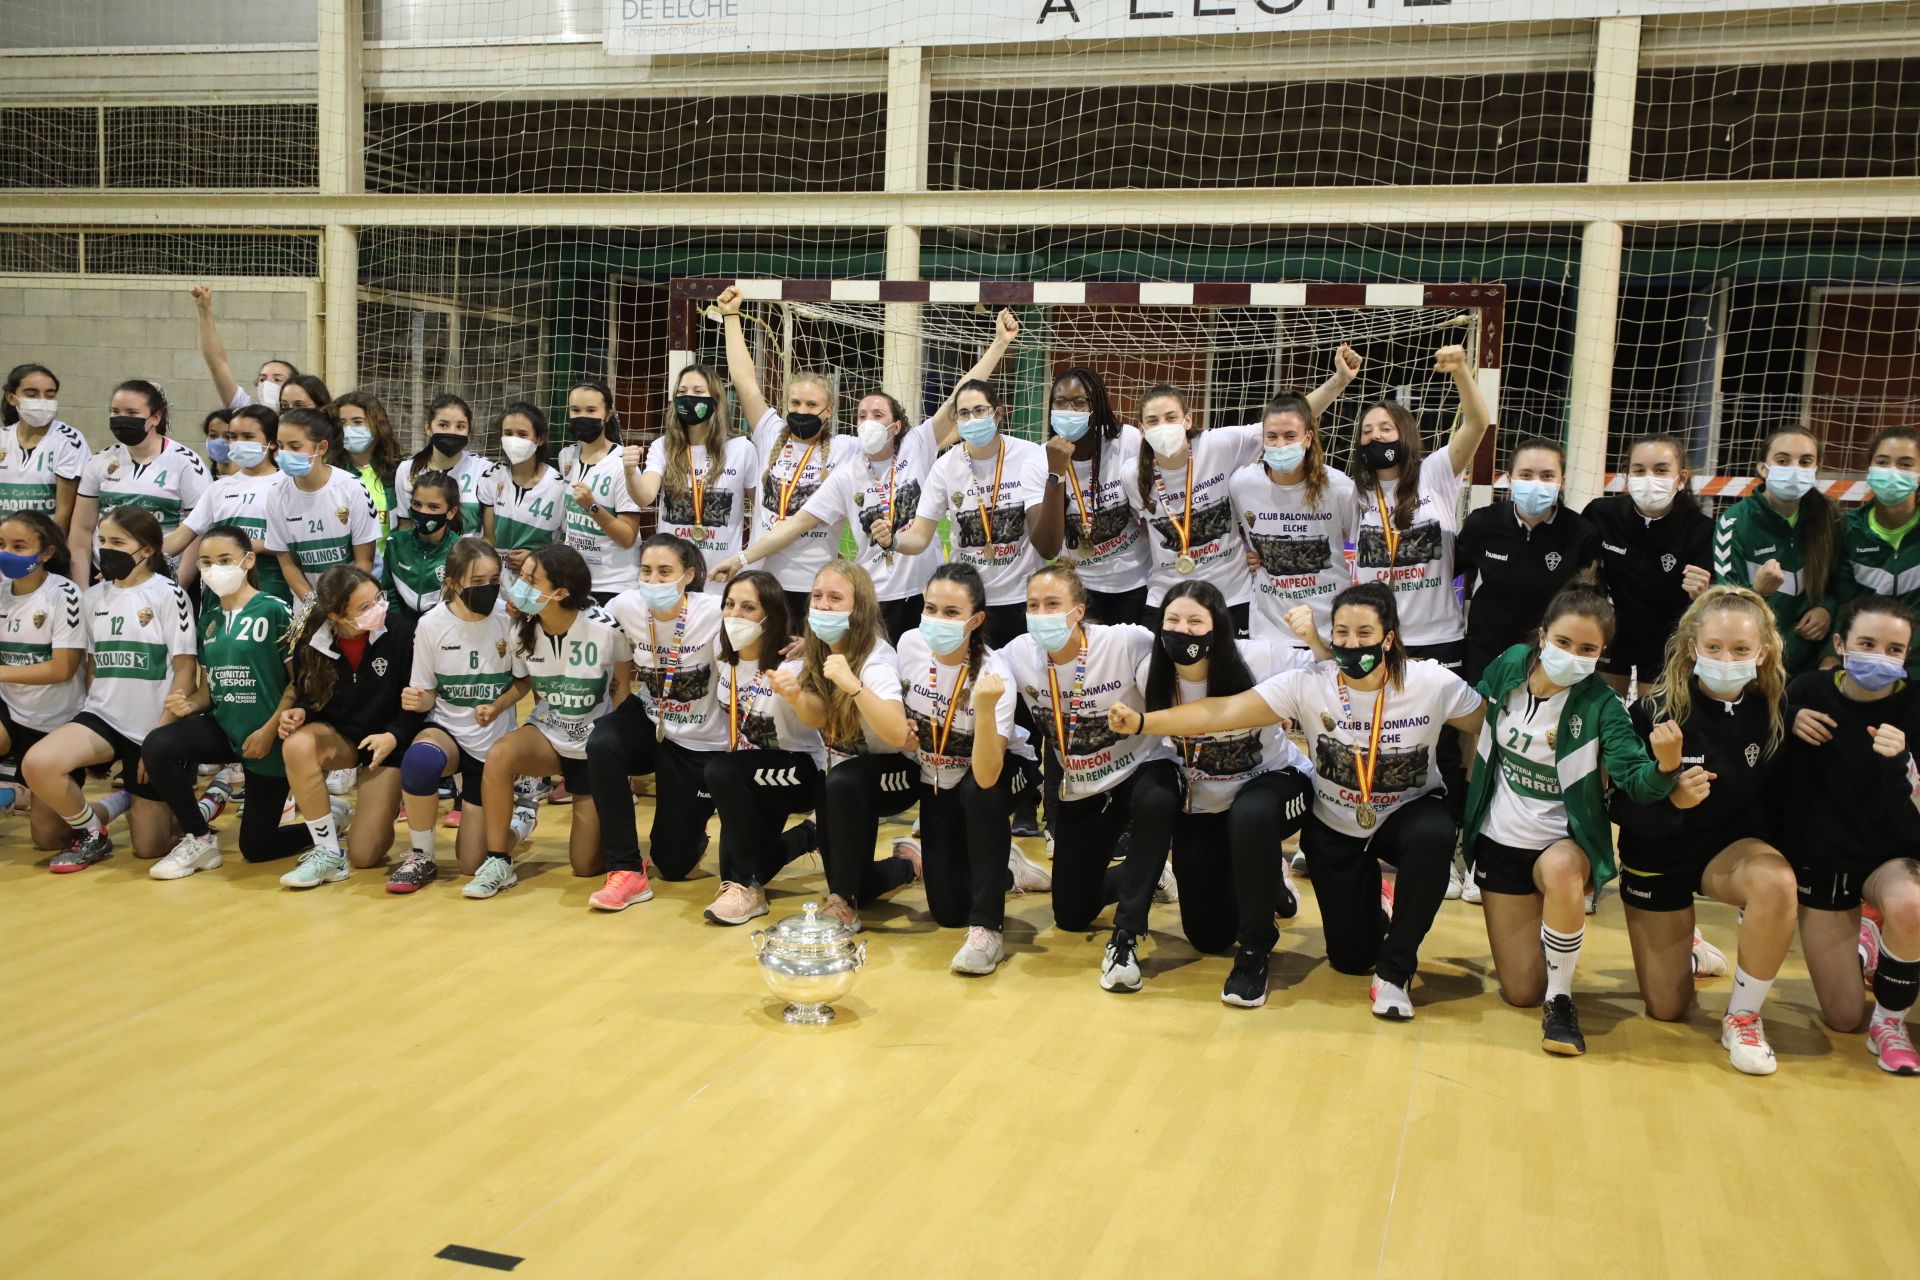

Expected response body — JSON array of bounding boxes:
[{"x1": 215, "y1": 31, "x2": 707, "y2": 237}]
[{"x1": 763, "y1": 901, "x2": 856, "y2": 950}]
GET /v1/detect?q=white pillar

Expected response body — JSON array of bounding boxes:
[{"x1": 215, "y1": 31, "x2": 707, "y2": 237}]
[
  {"x1": 318, "y1": 0, "x2": 363, "y2": 390},
  {"x1": 883, "y1": 46, "x2": 930, "y2": 405},
  {"x1": 323, "y1": 225, "x2": 359, "y2": 392}
]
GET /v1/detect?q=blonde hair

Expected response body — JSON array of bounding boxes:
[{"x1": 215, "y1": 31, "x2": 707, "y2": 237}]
[
  {"x1": 1649, "y1": 585, "x2": 1787, "y2": 755},
  {"x1": 800, "y1": 559, "x2": 884, "y2": 751}
]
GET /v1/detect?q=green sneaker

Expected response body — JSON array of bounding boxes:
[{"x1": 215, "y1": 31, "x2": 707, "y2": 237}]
[
  {"x1": 280, "y1": 847, "x2": 349, "y2": 889},
  {"x1": 463, "y1": 857, "x2": 517, "y2": 899}
]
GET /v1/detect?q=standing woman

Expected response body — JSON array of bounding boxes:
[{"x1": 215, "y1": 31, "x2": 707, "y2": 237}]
[
  {"x1": 189, "y1": 283, "x2": 298, "y2": 413},
  {"x1": 201, "y1": 409, "x2": 235, "y2": 477},
  {"x1": 0, "y1": 511, "x2": 91, "y2": 853},
  {"x1": 1, "y1": 363, "x2": 90, "y2": 529},
  {"x1": 1456, "y1": 437, "x2": 1601, "y2": 684},
  {"x1": 701, "y1": 572, "x2": 826, "y2": 926},
  {"x1": 25, "y1": 507, "x2": 198, "y2": 870},
  {"x1": 264, "y1": 407, "x2": 378, "y2": 604},
  {"x1": 384, "y1": 537, "x2": 527, "y2": 894},
  {"x1": 395, "y1": 394, "x2": 495, "y2": 535},
  {"x1": 481, "y1": 402, "x2": 567, "y2": 582},
  {"x1": 68, "y1": 379, "x2": 212, "y2": 589},
  {"x1": 1582, "y1": 432, "x2": 1714, "y2": 695},
  {"x1": 1612, "y1": 586, "x2": 1798, "y2": 1075},
  {"x1": 558, "y1": 380, "x2": 642, "y2": 603},
  {"x1": 475, "y1": 545, "x2": 631, "y2": 898},
  {"x1": 1713, "y1": 428, "x2": 1844, "y2": 676},
  {"x1": 628, "y1": 365, "x2": 758, "y2": 588},
  {"x1": 141, "y1": 525, "x2": 309, "y2": 878},
  {"x1": 384, "y1": 469, "x2": 463, "y2": 621},
  {"x1": 1462, "y1": 584, "x2": 1681, "y2": 1057},
  {"x1": 168, "y1": 403, "x2": 292, "y2": 603},
  {"x1": 1032, "y1": 366, "x2": 1151, "y2": 625},
  {"x1": 1105, "y1": 581, "x2": 1316, "y2": 1007},
  {"x1": 797, "y1": 560, "x2": 923, "y2": 929},
  {"x1": 329, "y1": 391, "x2": 402, "y2": 561},
  {"x1": 1841, "y1": 425, "x2": 1920, "y2": 675},
  {"x1": 897, "y1": 563, "x2": 1021, "y2": 975},
  {"x1": 715, "y1": 286, "x2": 860, "y2": 617}
]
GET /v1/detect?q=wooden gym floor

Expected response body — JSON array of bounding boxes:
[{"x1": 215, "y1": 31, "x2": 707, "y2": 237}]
[{"x1": 2, "y1": 791, "x2": 1917, "y2": 1280}]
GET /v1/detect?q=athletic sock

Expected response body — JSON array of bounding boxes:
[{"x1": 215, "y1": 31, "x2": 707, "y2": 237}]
[
  {"x1": 96, "y1": 789, "x2": 132, "y2": 825},
  {"x1": 409, "y1": 827, "x2": 435, "y2": 858},
  {"x1": 1872, "y1": 948, "x2": 1919, "y2": 1022},
  {"x1": 1542, "y1": 924, "x2": 1583, "y2": 1001},
  {"x1": 485, "y1": 849, "x2": 510, "y2": 865},
  {"x1": 60, "y1": 801, "x2": 102, "y2": 836},
  {"x1": 305, "y1": 813, "x2": 342, "y2": 856},
  {"x1": 1727, "y1": 966, "x2": 1774, "y2": 1018}
]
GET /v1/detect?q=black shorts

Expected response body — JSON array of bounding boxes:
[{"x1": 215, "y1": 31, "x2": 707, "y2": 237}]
[
  {"x1": 1617, "y1": 860, "x2": 1707, "y2": 912},
  {"x1": 457, "y1": 752, "x2": 488, "y2": 803},
  {"x1": 0, "y1": 700, "x2": 52, "y2": 767},
  {"x1": 72, "y1": 711, "x2": 162, "y2": 800},
  {"x1": 1795, "y1": 863, "x2": 1866, "y2": 912},
  {"x1": 556, "y1": 753, "x2": 592, "y2": 796},
  {"x1": 1472, "y1": 833, "x2": 1559, "y2": 896}
]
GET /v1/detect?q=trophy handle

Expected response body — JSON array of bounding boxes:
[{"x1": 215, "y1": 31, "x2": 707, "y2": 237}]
[
  {"x1": 752, "y1": 931, "x2": 768, "y2": 955},
  {"x1": 853, "y1": 940, "x2": 868, "y2": 968}
]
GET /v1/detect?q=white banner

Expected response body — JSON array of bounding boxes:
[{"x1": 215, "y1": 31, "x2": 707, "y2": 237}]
[{"x1": 605, "y1": 0, "x2": 1864, "y2": 58}]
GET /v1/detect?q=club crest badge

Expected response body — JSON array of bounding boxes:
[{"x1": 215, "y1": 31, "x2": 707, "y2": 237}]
[
  {"x1": 1546, "y1": 729, "x2": 1558, "y2": 750},
  {"x1": 372, "y1": 656, "x2": 389, "y2": 677},
  {"x1": 1745, "y1": 743, "x2": 1760, "y2": 768},
  {"x1": 1568, "y1": 715, "x2": 1583, "y2": 740},
  {"x1": 31, "y1": 610, "x2": 46, "y2": 629},
  {"x1": 952, "y1": 494, "x2": 964, "y2": 508},
  {"x1": 137, "y1": 608, "x2": 153, "y2": 627},
  {"x1": 335, "y1": 506, "x2": 350, "y2": 525},
  {"x1": 1545, "y1": 551, "x2": 1562, "y2": 571},
  {"x1": 853, "y1": 491, "x2": 864, "y2": 507},
  {"x1": 496, "y1": 639, "x2": 507, "y2": 658},
  {"x1": 1244, "y1": 512, "x2": 1257, "y2": 528},
  {"x1": 1321, "y1": 711, "x2": 1336, "y2": 731},
  {"x1": 106, "y1": 461, "x2": 120, "y2": 477},
  {"x1": 1661, "y1": 553, "x2": 1677, "y2": 574}
]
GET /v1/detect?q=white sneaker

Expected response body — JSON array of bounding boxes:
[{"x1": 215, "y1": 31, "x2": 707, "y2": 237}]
[
  {"x1": 1692, "y1": 929, "x2": 1729, "y2": 978},
  {"x1": 1445, "y1": 857, "x2": 1463, "y2": 901},
  {"x1": 910, "y1": 815, "x2": 922, "y2": 839},
  {"x1": 464, "y1": 857, "x2": 518, "y2": 899},
  {"x1": 1370, "y1": 976, "x2": 1414, "y2": 1021},
  {"x1": 1584, "y1": 890, "x2": 1597, "y2": 916},
  {"x1": 1007, "y1": 843, "x2": 1051, "y2": 894},
  {"x1": 1721, "y1": 1012, "x2": 1777, "y2": 1076},
  {"x1": 150, "y1": 831, "x2": 222, "y2": 880},
  {"x1": 325, "y1": 767, "x2": 356, "y2": 796},
  {"x1": 1044, "y1": 830, "x2": 1055, "y2": 860},
  {"x1": 1100, "y1": 929, "x2": 1143, "y2": 993},
  {"x1": 1460, "y1": 868, "x2": 1482, "y2": 906},
  {"x1": 1290, "y1": 849, "x2": 1308, "y2": 876},
  {"x1": 951, "y1": 926, "x2": 1005, "y2": 975},
  {"x1": 1153, "y1": 861, "x2": 1178, "y2": 904}
]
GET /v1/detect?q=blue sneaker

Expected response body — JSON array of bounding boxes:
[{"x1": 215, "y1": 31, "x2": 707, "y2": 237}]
[{"x1": 280, "y1": 847, "x2": 349, "y2": 889}]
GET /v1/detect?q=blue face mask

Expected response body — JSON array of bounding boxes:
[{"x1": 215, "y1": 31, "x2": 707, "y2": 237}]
[
  {"x1": 920, "y1": 615, "x2": 970, "y2": 656},
  {"x1": 0, "y1": 549, "x2": 43, "y2": 579},
  {"x1": 228, "y1": 440, "x2": 268, "y2": 470},
  {"x1": 809, "y1": 608, "x2": 852, "y2": 643},
  {"x1": 207, "y1": 437, "x2": 231, "y2": 466},
  {"x1": 1050, "y1": 410, "x2": 1092, "y2": 443},
  {"x1": 1843, "y1": 649, "x2": 1907, "y2": 693},
  {"x1": 637, "y1": 581, "x2": 684, "y2": 614},
  {"x1": 1510, "y1": 479, "x2": 1561, "y2": 518},
  {"x1": 958, "y1": 417, "x2": 999, "y2": 448},
  {"x1": 341, "y1": 425, "x2": 374, "y2": 454},
  {"x1": 1264, "y1": 443, "x2": 1306, "y2": 474},
  {"x1": 1026, "y1": 611, "x2": 1075, "y2": 651},
  {"x1": 507, "y1": 576, "x2": 548, "y2": 614},
  {"x1": 1764, "y1": 465, "x2": 1817, "y2": 502},
  {"x1": 1868, "y1": 466, "x2": 1918, "y2": 506},
  {"x1": 276, "y1": 450, "x2": 313, "y2": 478}
]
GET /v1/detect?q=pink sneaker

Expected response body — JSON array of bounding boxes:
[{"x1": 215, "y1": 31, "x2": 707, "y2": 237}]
[
  {"x1": 588, "y1": 869, "x2": 654, "y2": 912},
  {"x1": 704, "y1": 879, "x2": 768, "y2": 926},
  {"x1": 1380, "y1": 875, "x2": 1395, "y2": 923},
  {"x1": 444, "y1": 808, "x2": 462, "y2": 829},
  {"x1": 1860, "y1": 913, "x2": 1883, "y2": 986},
  {"x1": 819, "y1": 893, "x2": 862, "y2": 932},
  {"x1": 1868, "y1": 1016, "x2": 1919, "y2": 1075}
]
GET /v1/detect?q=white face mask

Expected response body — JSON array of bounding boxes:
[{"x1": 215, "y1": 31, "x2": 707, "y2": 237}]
[
  {"x1": 1144, "y1": 424, "x2": 1188, "y2": 458},
  {"x1": 500, "y1": 436, "x2": 538, "y2": 465},
  {"x1": 1627, "y1": 474, "x2": 1678, "y2": 514},
  {"x1": 254, "y1": 379, "x2": 282, "y2": 409},
  {"x1": 723, "y1": 616, "x2": 764, "y2": 651},
  {"x1": 857, "y1": 418, "x2": 893, "y2": 457},
  {"x1": 15, "y1": 398, "x2": 56, "y2": 429},
  {"x1": 201, "y1": 563, "x2": 249, "y2": 598}
]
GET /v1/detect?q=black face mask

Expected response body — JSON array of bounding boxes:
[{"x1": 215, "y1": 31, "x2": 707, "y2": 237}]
[
  {"x1": 109, "y1": 416, "x2": 150, "y2": 447},
  {"x1": 786, "y1": 412, "x2": 825, "y2": 441},
  {"x1": 1330, "y1": 642, "x2": 1387, "y2": 681},
  {"x1": 430, "y1": 432, "x2": 467, "y2": 459},
  {"x1": 1360, "y1": 439, "x2": 1402, "y2": 472},
  {"x1": 460, "y1": 582, "x2": 500, "y2": 616},
  {"x1": 1160, "y1": 628, "x2": 1214, "y2": 666},
  {"x1": 674, "y1": 395, "x2": 717, "y2": 428},
  {"x1": 567, "y1": 416, "x2": 605, "y2": 445},
  {"x1": 97, "y1": 548, "x2": 140, "y2": 582},
  {"x1": 409, "y1": 508, "x2": 448, "y2": 536}
]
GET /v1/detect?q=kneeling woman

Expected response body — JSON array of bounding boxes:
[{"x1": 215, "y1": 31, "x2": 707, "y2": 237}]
[
  {"x1": 1612, "y1": 586, "x2": 1798, "y2": 1076},
  {"x1": 0, "y1": 511, "x2": 92, "y2": 853},
  {"x1": 1106, "y1": 581, "x2": 1315, "y2": 1008},
  {"x1": 141, "y1": 525, "x2": 308, "y2": 877},
  {"x1": 275, "y1": 565, "x2": 413, "y2": 888},
  {"x1": 476, "y1": 544, "x2": 631, "y2": 897},
  {"x1": 26, "y1": 507, "x2": 196, "y2": 870},
  {"x1": 384, "y1": 536, "x2": 527, "y2": 894},
  {"x1": 1463, "y1": 584, "x2": 1681, "y2": 1057}
]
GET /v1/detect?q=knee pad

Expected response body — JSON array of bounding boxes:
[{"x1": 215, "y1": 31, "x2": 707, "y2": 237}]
[{"x1": 399, "y1": 741, "x2": 448, "y2": 796}]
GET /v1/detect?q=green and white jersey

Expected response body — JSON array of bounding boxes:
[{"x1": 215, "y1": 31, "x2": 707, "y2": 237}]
[
  {"x1": 0, "y1": 572, "x2": 86, "y2": 730},
  {"x1": 481, "y1": 463, "x2": 567, "y2": 553},
  {"x1": 384, "y1": 526, "x2": 454, "y2": 617},
  {"x1": 0, "y1": 420, "x2": 90, "y2": 516},
  {"x1": 1481, "y1": 680, "x2": 1572, "y2": 850},
  {"x1": 264, "y1": 466, "x2": 378, "y2": 580},
  {"x1": 410, "y1": 602, "x2": 518, "y2": 759},
  {"x1": 514, "y1": 604, "x2": 629, "y2": 759},
  {"x1": 78, "y1": 436, "x2": 211, "y2": 536},
  {"x1": 199, "y1": 591, "x2": 292, "y2": 776},
  {"x1": 184, "y1": 470, "x2": 292, "y2": 603},
  {"x1": 396, "y1": 453, "x2": 495, "y2": 533},
  {"x1": 559, "y1": 444, "x2": 643, "y2": 593},
  {"x1": 81, "y1": 573, "x2": 196, "y2": 740}
]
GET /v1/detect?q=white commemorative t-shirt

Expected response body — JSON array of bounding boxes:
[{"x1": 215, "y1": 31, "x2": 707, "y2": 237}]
[
  {"x1": 898, "y1": 629, "x2": 1017, "y2": 791},
  {"x1": 1123, "y1": 424, "x2": 1263, "y2": 608},
  {"x1": 1354, "y1": 450, "x2": 1467, "y2": 646},
  {"x1": 751, "y1": 410, "x2": 858, "y2": 594},
  {"x1": 1138, "y1": 638, "x2": 1314, "y2": 815},
  {"x1": 606, "y1": 589, "x2": 726, "y2": 749},
  {"x1": 1231, "y1": 461, "x2": 1359, "y2": 647},
  {"x1": 824, "y1": 639, "x2": 906, "y2": 763},
  {"x1": 0, "y1": 573, "x2": 86, "y2": 730},
  {"x1": 78, "y1": 436, "x2": 211, "y2": 537},
  {"x1": 559, "y1": 443, "x2": 644, "y2": 593},
  {"x1": 716, "y1": 657, "x2": 826, "y2": 766},
  {"x1": 514, "y1": 604, "x2": 631, "y2": 760},
  {"x1": 80, "y1": 573, "x2": 197, "y2": 739},
  {"x1": 410, "y1": 603, "x2": 518, "y2": 760},
  {"x1": 1482, "y1": 682, "x2": 1573, "y2": 850},
  {"x1": 801, "y1": 420, "x2": 939, "y2": 603},
  {"x1": 646, "y1": 436, "x2": 758, "y2": 590},
  {"x1": 0, "y1": 420, "x2": 90, "y2": 517},
  {"x1": 395, "y1": 452, "x2": 495, "y2": 533},
  {"x1": 1252, "y1": 658, "x2": 1482, "y2": 838},
  {"x1": 1058, "y1": 425, "x2": 1150, "y2": 594},
  {"x1": 265, "y1": 467, "x2": 379, "y2": 581},
  {"x1": 916, "y1": 436, "x2": 1049, "y2": 608},
  {"x1": 1002, "y1": 622, "x2": 1167, "y2": 801},
  {"x1": 482, "y1": 463, "x2": 567, "y2": 554}
]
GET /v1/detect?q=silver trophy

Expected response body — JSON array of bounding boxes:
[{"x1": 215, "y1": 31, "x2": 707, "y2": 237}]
[{"x1": 752, "y1": 901, "x2": 867, "y2": 1024}]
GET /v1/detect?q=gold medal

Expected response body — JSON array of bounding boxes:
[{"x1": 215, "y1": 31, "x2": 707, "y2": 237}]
[
  {"x1": 1174, "y1": 554, "x2": 1196, "y2": 575},
  {"x1": 691, "y1": 525, "x2": 706, "y2": 540},
  {"x1": 1356, "y1": 803, "x2": 1376, "y2": 830}
]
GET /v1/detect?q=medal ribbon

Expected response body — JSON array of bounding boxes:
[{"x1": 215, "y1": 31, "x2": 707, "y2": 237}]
[
  {"x1": 928, "y1": 659, "x2": 970, "y2": 788},
  {"x1": 1044, "y1": 635, "x2": 1089, "y2": 765},
  {"x1": 969, "y1": 440, "x2": 1007, "y2": 546},
  {"x1": 728, "y1": 661, "x2": 767, "y2": 751},
  {"x1": 776, "y1": 439, "x2": 818, "y2": 521},
  {"x1": 1373, "y1": 486, "x2": 1401, "y2": 569},
  {"x1": 1064, "y1": 460, "x2": 1094, "y2": 543},
  {"x1": 1339, "y1": 673, "x2": 1388, "y2": 814},
  {"x1": 1153, "y1": 453, "x2": 1195, "y2": 561}
]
